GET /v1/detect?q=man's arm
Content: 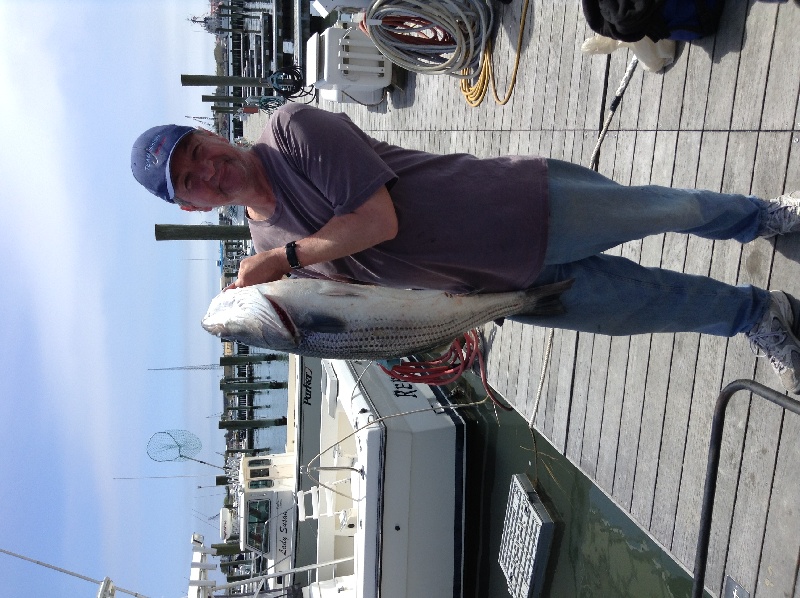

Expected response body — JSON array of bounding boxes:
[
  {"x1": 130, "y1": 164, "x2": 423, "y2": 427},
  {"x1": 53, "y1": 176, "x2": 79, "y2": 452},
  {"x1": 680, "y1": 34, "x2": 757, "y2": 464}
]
[{"x1": 230, "y1": 185, "x2": 398, "y2": 288}]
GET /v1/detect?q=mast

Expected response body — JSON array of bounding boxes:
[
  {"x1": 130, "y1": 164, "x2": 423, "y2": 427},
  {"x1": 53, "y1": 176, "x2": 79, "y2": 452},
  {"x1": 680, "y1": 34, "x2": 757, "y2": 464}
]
[{"x1": 0, "y1": 548, "x2": 149, "y2": 597}]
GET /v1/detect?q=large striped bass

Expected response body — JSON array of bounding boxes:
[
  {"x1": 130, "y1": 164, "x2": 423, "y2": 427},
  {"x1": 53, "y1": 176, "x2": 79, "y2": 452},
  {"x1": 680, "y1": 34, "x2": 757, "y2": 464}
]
[{"x1": 201, "y1": 278, "x2": 573, "y2": 359}]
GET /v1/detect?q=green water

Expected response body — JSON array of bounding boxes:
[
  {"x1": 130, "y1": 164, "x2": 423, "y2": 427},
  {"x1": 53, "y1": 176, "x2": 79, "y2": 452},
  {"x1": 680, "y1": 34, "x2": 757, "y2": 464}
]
[{"x1": 455, "y1": 374, "x2": 708, "y2": 598}]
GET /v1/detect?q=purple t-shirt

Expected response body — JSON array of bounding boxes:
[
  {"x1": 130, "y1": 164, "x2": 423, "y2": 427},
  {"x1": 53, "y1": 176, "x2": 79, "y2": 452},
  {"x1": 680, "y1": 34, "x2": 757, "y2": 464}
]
[{"x1": 248, "y1": 104, "x2": 549, "y2": 293}]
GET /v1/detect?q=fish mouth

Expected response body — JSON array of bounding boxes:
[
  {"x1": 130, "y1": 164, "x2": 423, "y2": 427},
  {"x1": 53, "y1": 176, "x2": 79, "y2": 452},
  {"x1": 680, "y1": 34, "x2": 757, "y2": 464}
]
[{"x1": 266, "y1": 297, "x2": 297, "y2": 339}]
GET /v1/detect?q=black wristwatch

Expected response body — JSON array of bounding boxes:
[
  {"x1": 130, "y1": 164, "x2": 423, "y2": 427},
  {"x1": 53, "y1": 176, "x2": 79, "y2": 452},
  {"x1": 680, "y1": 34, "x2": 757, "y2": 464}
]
[{"x1": 285, "y1": 241, "x2": 302, "y2": 269}]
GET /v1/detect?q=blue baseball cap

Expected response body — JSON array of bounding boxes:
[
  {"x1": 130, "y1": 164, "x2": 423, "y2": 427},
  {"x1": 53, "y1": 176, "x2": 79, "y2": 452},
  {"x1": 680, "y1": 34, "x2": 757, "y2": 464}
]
[{"x1": 131, "y1": 124, "x2": 194, "y2": 203}]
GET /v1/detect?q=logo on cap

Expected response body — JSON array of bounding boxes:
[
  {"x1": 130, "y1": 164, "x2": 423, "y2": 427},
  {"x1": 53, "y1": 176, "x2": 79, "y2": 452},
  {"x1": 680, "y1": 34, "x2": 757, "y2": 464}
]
[{"x1": 144, "y1": 135, "x2": 169, "y2": 171}]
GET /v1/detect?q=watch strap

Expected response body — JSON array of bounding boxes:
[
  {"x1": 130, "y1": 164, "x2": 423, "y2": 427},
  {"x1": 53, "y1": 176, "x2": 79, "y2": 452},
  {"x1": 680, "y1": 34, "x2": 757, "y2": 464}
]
[{"x1": 285, "y1": 241, "x2": 302, "y2": 269}]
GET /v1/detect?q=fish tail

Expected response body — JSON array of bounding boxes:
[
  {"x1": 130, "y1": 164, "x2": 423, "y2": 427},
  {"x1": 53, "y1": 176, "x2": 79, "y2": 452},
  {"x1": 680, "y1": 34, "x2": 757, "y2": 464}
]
[{"x1": 519, "y1": 278, "x2": 575, "y2": 316}]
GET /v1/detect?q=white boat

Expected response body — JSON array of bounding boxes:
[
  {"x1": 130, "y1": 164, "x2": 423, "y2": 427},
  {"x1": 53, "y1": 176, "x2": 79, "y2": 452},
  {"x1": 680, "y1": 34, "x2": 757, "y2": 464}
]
[
  {"x1": 227, "y1": 355, "x2": 469, "y2": 597},
  {"x1": 304, "y1": 358, "x2": 468, "y2": 598},
  {"x1": 227, "y1": 355, "x2": 324, "y2": 593}
]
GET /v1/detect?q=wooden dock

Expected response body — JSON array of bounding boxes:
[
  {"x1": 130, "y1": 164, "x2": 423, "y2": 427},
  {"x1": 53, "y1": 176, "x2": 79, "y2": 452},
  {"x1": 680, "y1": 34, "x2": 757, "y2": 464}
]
[{"x1": 245, "y1": 1, "x2": 799, "y2": 595}]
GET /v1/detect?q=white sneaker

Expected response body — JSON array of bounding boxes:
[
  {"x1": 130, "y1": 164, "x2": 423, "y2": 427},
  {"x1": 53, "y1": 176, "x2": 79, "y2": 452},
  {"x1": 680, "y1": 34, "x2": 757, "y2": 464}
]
[
  {"x1": 746, "y1": 291, "x2": 800, "y2": 393},
  {"x1": 758, "y1": 191, "x2": 800, "y2": 238}
]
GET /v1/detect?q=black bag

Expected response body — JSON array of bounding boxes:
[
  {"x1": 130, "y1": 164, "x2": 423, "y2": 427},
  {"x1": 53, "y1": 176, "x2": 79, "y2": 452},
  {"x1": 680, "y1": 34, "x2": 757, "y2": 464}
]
[{"x1": 582, "y1": 0, "x2": 726, "y2": 43}]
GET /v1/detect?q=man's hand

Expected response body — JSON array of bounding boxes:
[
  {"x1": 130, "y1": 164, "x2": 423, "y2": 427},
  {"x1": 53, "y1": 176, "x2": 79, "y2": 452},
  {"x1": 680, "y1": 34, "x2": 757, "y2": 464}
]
[
  {"x1": 226, "y1": 185, "x2": 398, "y2": 290},
  {"x1": 226, "y1": 249, "x2": 289, "y2": 290}
]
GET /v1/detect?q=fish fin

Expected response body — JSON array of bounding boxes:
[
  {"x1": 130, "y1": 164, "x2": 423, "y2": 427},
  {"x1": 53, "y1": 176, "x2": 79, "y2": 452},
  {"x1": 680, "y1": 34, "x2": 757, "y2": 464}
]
[
  {"x1": 305, "y1": 314, "x2": 350, "y2": 333},
  {"x1": 519, "y1": 278, "x2": 576, "y2": 316}
]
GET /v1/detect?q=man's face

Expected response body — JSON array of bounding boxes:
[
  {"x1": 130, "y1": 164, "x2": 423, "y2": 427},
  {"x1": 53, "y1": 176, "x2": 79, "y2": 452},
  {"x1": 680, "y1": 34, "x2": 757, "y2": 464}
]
[{"x1": 170, "y1": 130, "x2": 249, "y2": 211}]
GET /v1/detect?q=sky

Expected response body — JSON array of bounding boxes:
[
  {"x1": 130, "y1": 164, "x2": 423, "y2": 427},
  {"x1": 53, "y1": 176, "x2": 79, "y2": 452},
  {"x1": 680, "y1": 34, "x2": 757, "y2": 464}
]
[{"x1": 0, "y1": 1, "x2": 235, "y2": 595}]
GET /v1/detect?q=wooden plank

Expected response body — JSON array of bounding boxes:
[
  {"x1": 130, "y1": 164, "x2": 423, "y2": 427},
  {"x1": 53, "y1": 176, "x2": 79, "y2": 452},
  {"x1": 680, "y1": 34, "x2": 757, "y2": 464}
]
[
  {"x1": 634, "y1": 68, "x2": 664, "y2": 132},
  {"x1": 704, "y1": 131, "x2": 761, "y2": 596},
  {"x1": 677, "y1": 37, "x2": 715, "y2": 131},
  {"x1": 611, "y1": 333, "x2": 650, "y2": 512},
  {"x1": 485, "y1": 321, "x2": 509, "y2": 399},
  {"x1": 548, "y1": 126, "x2": 584, "y2": 454},
  {"x1": 754, "y1": 139, "x2": 800, "y2": 594},
  {"x1": 755, "y1": 412, "x2": 800, "y2": 598},
  {"x1": 649, "y1": 130, "x2": 701, "y2": 546},
  {"x1": 730, "y1": 1, "x2": 778, "y2": 130},
  {"x1": 670, "y1": 131, "x2": 731, "y2": 568},
  {"x1": 542, "y1": 328, "x2": 563, "y2": 442},
  {"x1": 595, "y1": 332, "x2": 630, "y2": 492},
  {"x1": 540, "y1": 0, "x2": 568, "y2": 132},
  {"x1": 579, "y1": 332, "x2": 612, "y2": 478},
  {"x1": 537, "y1": 127, "x2": 553, "y2": 162},
  {"x1": 703, "y1": 0, "x2": 749, "y2": 131},
  {"x1": 594, "y1": 127, "x2": 639, "y2": 492},
  {"x1": 595, "y1": 122, "x2": 617, "y2": 182},
  {"x1": 509, "y1": 0, "x2": 544, "y2": 132},
  {"x1": 628, "y1": 235, "x2": 670, "y2": 530},
  {"x1": 549, "y1": 129, "x2": 566, "y2": 161},
  {"x1": 761, "y1": 1, "x2": 800, "y2": 131},
  {"x1": 617, "y1": 48, "x2": 645, "y2": 131},
  {"x1": 651, "y1": 129, "x2": 679, "y2": 186},
  {"x1": 566, "y1": 127, "x2": 613, "y2": 465},
  {"x1": 626, "y1": 130, "x2": 676, "y2": 528},
  {"x1": 551, "y1": 329, "x2": 577, "y2": 454},
  {"x1": 528, "y1": 329, "x2": 549, "y2": 428},
  {"x1": 565, "y1": 18, "x2": 593, "y2": 131},
  {"x1": 515, "y1": 324, "x2": 536, "y2": 422},
  {"x1": 564, "y1": 331, "x2": 594, "y2": 465},
  {"x1": 505, "y1": 321, "x2": 525, "y2": 411},
  {"x1": 756, "y1": 139, "x2": 800, "y2": 598},
  {"x1": 720, "y1": 131, "x2": 791, "y2": 596},
  {"x1": 609, "y1": 130, "x2": 656, "y2": 510},
  {"x1": 580, "y1": 119, "x2": 622, "y2": 481},
  {"x1": 495, "y1": 130, "x2": 512, "y2": 157},
  {"x1": 721, "y1": 398, "x2": 783, "y2": 596},
  {"x1": 572, "y1": 34, "x2": 601, "y2": 137},
  {"x1": 656, "y1": 37, "x2": 689, "y2": 131},
  {"x1": 551, "y1": 0, "x2": 580, "y2": 131},
  {"x1": 561, "y1": 129, "x2": 576, "y2": 167},
  {"x1": 492, "y1": 0, "x2": 518, "y2": 133},
  {"x1": 796, "y1": 99, "x2": 800, "y2": 142},
  {"x1": 524, "y1": 0, "x2": 556, "y2": 133},
  {"x1": 499, "y1": 1, "x2": 528, "y2": 133},
  {"x1": 496, "y1": 316, "x2": 515, "y2": 401},
  {"x1": 645, "y1": 234, "x2": 699, "y2": 546},
  {"x1": 611, "y1": 130, "x2": 637, "y2": 185}
]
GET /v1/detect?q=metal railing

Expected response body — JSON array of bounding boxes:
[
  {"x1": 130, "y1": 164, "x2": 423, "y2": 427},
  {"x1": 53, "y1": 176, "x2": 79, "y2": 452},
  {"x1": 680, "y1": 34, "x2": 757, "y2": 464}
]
[{"x1": 692, "y1": 379, "x2": 800, "y2": 598}]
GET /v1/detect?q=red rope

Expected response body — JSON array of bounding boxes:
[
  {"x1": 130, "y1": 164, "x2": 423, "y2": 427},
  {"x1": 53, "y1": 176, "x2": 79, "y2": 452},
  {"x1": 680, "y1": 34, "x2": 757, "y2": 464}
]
[
  {"x1": 359, "y1": 16, "x2": 456, "y2": 46},
  {"x1": 379, "y1": 329, "x2": 513, "y2": 410}
]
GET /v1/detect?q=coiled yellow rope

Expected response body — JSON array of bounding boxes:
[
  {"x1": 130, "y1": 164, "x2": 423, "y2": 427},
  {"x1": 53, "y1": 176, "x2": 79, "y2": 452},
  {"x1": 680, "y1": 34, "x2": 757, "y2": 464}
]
[{"x1": 460, "y1": 0, "x2": 530, "y2": 106}]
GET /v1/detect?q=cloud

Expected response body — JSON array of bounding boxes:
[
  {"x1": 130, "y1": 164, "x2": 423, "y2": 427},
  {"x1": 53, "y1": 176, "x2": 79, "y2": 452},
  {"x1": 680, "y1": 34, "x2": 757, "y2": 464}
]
[
  {"x1": 0, "y1": 0, "x2": 192, "y2": 582},
  {"x1": 0, "y1": 2, "x2": 223, "y2": 594}
]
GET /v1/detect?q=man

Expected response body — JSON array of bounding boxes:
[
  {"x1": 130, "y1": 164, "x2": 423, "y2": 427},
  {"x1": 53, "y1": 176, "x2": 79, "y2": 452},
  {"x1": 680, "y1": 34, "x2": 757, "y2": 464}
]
[{"x1": 132, "y1": 103, "x2": 800, "y2": 392}]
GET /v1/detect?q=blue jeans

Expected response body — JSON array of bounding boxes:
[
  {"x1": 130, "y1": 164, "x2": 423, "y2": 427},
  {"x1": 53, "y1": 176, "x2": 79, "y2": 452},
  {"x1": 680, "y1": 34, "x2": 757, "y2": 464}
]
[{"x1": 510, "y1": 159, "x2": 770, "y2": 337}]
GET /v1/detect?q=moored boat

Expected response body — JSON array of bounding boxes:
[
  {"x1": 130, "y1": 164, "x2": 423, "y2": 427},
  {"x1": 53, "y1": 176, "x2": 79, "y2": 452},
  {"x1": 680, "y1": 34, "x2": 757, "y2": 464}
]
[{"x1": 226, "y1": 355, "x2": 471, "y2": 597}]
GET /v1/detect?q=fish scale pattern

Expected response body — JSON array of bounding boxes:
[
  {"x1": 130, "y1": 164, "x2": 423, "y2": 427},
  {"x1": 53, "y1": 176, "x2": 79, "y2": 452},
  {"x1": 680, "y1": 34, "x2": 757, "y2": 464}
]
[{"x1": 298, "y1": 312, "x2": 510, "y2": 359}]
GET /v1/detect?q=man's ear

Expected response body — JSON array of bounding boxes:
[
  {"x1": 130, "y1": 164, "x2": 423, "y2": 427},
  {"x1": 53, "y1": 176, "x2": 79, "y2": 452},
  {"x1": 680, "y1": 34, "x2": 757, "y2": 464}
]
[{"x1": 179, "y1": 205, "x2": 213, "y2": 213}]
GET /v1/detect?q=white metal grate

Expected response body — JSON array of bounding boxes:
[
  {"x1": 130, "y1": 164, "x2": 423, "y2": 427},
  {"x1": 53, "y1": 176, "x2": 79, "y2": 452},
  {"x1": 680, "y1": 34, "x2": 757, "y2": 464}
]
[{"x1": 498, "y1": 474, "x2": 554, "y2": 598}]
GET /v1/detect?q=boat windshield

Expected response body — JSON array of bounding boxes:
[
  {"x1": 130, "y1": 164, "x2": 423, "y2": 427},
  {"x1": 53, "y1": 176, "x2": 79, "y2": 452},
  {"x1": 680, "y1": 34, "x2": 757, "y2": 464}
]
[
  {"x1": 246, "y1": 499, "x2": 271, "y2": 552},
  {"x1": 249, "y1": 479, "x2": 274, "y2": 489}
]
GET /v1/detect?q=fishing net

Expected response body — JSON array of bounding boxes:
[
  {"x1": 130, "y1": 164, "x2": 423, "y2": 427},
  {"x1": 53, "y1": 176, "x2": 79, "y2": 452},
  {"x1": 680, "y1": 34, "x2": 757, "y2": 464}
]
[{"x1": 147, "y1": 430, "x2": 203, "y2": 463}]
